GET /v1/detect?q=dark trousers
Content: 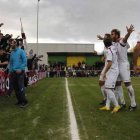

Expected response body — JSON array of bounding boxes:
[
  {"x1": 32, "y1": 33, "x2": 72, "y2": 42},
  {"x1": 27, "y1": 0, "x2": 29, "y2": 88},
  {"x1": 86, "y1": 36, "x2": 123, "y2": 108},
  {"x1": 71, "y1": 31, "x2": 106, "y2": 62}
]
[{"x1": 11, "y1": 72, "x2": 27, "y2": 104}]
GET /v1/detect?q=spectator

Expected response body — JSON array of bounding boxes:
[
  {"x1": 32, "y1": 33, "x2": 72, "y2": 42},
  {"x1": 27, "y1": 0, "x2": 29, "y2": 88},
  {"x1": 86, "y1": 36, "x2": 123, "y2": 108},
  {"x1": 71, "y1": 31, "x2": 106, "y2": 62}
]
[
  {"x1": 0, "y1": 47, "x2": 9, "y2": 69},
  {"x1": 9, "y1": 39, "x2": 28, "y2": 107}
]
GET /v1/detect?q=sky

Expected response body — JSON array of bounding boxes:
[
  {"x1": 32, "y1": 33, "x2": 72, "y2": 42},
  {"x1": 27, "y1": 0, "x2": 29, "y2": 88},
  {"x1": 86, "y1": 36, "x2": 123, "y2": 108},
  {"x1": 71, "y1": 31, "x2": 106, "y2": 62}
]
[{"x1": 0, "y1": 0, "x2": 140, "y2": 53}]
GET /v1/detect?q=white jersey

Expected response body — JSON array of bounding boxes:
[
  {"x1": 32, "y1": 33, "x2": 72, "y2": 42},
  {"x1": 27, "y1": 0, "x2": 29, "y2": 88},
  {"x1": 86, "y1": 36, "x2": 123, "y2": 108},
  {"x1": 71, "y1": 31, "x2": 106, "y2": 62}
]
[
  {"x1": 103, "y1": 47, "x2": 108, "y2": 67},
  {"x1": 113, "y1": 40, "x2": 129, "y2": 63},
  {"x1": 103, "y1": 47, "x2": 108, "y2": 58},
  {"x1": 99, "y1": 45, "x2": 118, "y2": 81},
  {"x1": 99, "y1": 48, "x2": 108, "y2": 81},
  {"x1": 106, "y1": 45, "x2": 118, "y2": 70},
  {"x1": 113, "y1": 40, "x2": 131, "y2": 82},
  {"x1": 105, "y1": 45, "x2": 119, "y2": 88}
]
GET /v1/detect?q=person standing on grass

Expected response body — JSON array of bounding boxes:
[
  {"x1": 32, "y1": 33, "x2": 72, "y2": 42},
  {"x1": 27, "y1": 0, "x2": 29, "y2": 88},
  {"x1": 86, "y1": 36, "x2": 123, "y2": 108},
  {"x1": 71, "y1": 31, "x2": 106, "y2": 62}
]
[
  {"x1": 97, "y1": 34, "x2": 125, "y2": 107},
  {"x1": 97, "y1": 34, "x2": 111, "y2": 105},
  {"x1": 111, "y1": 25, "x2": 137, "y2": 111},
  {"x1": 99, "y1": 35, "x2": 120, "y2": 113},
  {"x1": 98, "y1": 25, "x2": 136, "y2": 111},
  {"x1": 9, "y1": 39, "x2": 28, "y2": 107}
]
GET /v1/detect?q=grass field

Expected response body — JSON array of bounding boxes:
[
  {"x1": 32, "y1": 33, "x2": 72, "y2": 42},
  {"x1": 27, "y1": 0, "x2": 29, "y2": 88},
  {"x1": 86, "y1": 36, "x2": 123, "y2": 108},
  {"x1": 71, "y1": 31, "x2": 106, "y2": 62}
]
[{"x1": 0, "y1": 77, "x2": 140, "y2": 140}]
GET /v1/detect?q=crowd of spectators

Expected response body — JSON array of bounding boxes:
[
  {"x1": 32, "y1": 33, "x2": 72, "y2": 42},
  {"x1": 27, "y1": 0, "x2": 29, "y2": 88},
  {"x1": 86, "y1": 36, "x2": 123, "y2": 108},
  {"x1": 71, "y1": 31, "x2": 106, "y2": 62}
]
[
  {"x1": 0, "y1": 24, "x2": 45, "y2": 100},
  {"x1": 46, "y1": 61, "x2": 105, "y2": 77},
  {"x1": 0, "y1": 23, "x2": 44, "y2": 72},
  {"x1": 46, "y1": 60, "x2": 139, "y2": 78}
]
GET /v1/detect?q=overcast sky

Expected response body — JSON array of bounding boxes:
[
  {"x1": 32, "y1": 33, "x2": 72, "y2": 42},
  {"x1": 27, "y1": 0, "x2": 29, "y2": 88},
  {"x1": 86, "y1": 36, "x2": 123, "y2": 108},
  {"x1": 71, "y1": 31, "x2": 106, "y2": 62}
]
[{"x1": 0, "y1": 0, "x2": 140, "y2": 52}]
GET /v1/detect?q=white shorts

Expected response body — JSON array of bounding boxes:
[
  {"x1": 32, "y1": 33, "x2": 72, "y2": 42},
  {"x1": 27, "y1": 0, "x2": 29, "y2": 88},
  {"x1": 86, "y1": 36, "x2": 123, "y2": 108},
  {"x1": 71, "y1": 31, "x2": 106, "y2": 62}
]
[
  {"x1": 99, "y1": 66, "x2": 106, "y2": 81},
  {"x1": 105, "y1": 69, "x2": 119, "y2": 88},
  {"x1": 117, "y1": 62, "x2": 131, "y2": 82}
]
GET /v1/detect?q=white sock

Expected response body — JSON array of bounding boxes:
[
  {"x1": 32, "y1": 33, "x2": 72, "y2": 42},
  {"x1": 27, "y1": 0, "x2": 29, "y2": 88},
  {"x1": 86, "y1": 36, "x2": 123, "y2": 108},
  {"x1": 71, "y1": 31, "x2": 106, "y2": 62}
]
[
  {"x1": 101, "y1": 85, "x2": 106, "y2": 100},
  {"x1": 127, "y1": 85, "x2": 136, "y2": 107},
  {"x1": 115, "y1": 88, "x2": 119, "y2": 101},
  {"x1": 105, "y1": 88, "x2": 119, "y2": 107},
  {"x1": 115, "y1": 86, "x2": 125, "y2": 105},
  {"x1": 106, "y1": 93, "x2": 111, "y2": 108}
]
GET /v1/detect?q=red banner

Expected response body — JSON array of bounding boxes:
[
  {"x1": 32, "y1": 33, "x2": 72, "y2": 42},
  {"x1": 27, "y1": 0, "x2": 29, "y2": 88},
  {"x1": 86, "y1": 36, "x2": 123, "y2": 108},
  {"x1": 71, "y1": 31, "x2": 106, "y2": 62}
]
[{"x1": 0, "y1": 70, "x2": 46, "y2": 95}]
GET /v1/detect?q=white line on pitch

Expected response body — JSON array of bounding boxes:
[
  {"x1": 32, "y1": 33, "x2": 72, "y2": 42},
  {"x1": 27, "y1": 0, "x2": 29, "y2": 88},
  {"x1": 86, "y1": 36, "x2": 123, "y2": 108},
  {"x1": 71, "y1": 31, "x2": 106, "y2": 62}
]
[{"x1": 65, "y1": 78, "x2": 80, "y2": 140}]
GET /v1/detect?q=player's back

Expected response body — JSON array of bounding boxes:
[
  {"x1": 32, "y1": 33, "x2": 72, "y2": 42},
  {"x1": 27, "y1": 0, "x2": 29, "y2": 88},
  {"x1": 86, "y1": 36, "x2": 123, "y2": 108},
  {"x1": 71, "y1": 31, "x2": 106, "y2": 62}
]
[{"x1": 106, "y1": 45, "x2": 118, "y2": 70}]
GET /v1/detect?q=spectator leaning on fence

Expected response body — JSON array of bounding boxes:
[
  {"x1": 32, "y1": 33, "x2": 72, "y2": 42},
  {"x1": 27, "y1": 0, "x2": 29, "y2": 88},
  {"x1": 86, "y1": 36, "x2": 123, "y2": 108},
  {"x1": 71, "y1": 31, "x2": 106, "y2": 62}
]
[{"x1": 9, "y1": 39, "x2": 28, "y2": 107}]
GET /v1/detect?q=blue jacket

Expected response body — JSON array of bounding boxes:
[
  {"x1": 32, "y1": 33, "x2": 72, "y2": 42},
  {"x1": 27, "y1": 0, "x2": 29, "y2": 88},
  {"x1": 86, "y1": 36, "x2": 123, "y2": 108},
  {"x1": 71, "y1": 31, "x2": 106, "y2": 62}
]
[{"x1": 9, "y1": 48, "x2": 27, "y2": 72}]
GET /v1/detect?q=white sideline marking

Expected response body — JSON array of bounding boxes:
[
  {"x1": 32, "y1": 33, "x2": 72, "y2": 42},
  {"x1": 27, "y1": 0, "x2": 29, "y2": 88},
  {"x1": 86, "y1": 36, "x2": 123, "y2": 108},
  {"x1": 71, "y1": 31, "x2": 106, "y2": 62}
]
[
  {"x1": 71, "y1": 91, "x2": 89, "y2": 140},
  {"x1": 65, "y1": 78, "x2": 80, "y2": 140}
]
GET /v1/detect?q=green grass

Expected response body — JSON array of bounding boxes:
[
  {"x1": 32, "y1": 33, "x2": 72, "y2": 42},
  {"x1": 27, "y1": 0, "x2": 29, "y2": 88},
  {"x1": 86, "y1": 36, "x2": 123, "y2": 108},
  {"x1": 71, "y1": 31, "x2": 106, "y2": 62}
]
[
  {"x1": 68, "y1": 77, "x2": 140, "y2": 140},
  {"x1": 0, "y1": 77, "x2": 140, "y2": 140},
  {"x1": 0, "y1": 78, "x2": 69, "y2": 140}
]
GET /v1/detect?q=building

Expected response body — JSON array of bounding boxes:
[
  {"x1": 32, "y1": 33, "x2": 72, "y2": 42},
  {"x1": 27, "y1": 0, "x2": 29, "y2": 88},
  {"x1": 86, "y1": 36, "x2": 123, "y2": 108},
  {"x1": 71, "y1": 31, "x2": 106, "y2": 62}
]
[{"x1": 27, "y1": 43, "x2": 102, "y2": 66}]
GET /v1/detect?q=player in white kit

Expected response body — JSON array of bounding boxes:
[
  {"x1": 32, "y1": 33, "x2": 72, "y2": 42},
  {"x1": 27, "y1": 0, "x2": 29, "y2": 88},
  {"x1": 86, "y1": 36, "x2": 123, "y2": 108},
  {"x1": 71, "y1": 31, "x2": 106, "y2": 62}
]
[
  {"x1": 98, "y1": 34, "x2": 111, "y2": 105},
  {"x1": 111, "y1": 25, "x2": 137, "y2": 111},
  {"x1": 99, "y1": 35, "x2": 120, "y2": 113},
  {"x1": 97, "y1": 34, "x2": 126, "y2": 107}
]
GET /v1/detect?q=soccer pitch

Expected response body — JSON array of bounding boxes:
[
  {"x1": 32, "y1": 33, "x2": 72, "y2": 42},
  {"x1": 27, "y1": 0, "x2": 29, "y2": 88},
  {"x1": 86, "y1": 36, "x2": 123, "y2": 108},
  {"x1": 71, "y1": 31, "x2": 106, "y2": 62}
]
[{"x1": 0, "y1": 77, "x2": 140, "y2": 140}]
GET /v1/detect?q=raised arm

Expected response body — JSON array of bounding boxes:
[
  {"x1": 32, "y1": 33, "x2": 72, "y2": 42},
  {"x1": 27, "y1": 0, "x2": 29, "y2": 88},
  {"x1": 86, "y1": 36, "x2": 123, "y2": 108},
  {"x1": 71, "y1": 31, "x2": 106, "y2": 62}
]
[
  {"x1": 123, "y1": 24, "x2": 134, "y2": 43},
  {"x1": 97, "y1": 35, "x2": 104, "y2": 40}
]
